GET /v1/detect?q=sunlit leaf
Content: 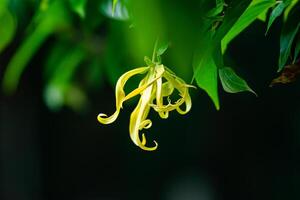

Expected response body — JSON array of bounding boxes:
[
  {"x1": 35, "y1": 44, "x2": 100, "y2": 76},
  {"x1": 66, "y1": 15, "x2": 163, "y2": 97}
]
[
  {"x1": 221, "y1": 0, "x2": 275, "y2": 53},
  {"x1": 69, "y1": 0, "x2": 87, "y2": 18},
  {"x1": 215, "y1": 0, "x2": 252, "y2": 42},
  {"x1": 112, "y1": 0, "x2": 118, "y2": 15},
  {"x1": 219, "y1": 67, "x2": 256, "y2": 95},
  {"x1": 194, "y1": 54, "x2": 219, "y2": 110}
]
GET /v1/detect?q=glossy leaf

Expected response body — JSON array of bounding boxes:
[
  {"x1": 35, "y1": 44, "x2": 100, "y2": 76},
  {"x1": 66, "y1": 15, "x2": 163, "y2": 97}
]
[
  {"x1": 215, "y1": 0, "x2": 252, "y2": 42},
  {"x1": 266, "y1": 0, "x2": 292, "y2": 34},
  {"x1": 194, "y1": 54, "x2": 220, "y2": 110},
  {"x1": 219, "y1": 67, "x2": 256, "y2": 95},
  {"x1": 278, "y1": 2, "x2": 300, "y2": 71},
  {"x1": 279, "y1": 25, "x2": 300, "y2": 71},
  {"x1": 221, "y1": 0, "x2": 275, "y2": 53}
]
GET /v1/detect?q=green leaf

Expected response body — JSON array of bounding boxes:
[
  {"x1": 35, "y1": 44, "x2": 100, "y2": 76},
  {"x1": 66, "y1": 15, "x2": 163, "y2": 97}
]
[
  {"x1": 221, "y1": 0, "x2": 275, "y2": 53},
  {"x1": 156, "y1": 41, "x2": 169, "y2": 57},
  {"x1": 279, "y1": 27, "x2": 300, "y2": 71},
  {"x1": 294, "y1": 37, "x2": 300, "y2": 63},
  {"x1": 0, "y1": 8, "x2": 16, "y2": 53},
  {"x1": 278, "y1": 3, "x2": 300, "y2": 71},
  {"x1": 266, "y1": 0, "x2": 292, "y2": 34},
  {"x1": 69, "y1": 0, "x2": 87, "y2": 18},
  {"x1": 112, "y1": 0, "x2": 118, "y2": 16},
  {"x1": 219, "y1": 67, "x2": 256, "y2": 95},
  {"x1": 284, "y1": 0, "x2": 299, "y2": 20},
  {"x1": 100, "y1": 0, "x2": 129, "y2": 20},
  {"x1": 2, "y1": 1, "x2": 69, "y2": 94},
  {"x1": 215, "y1": 0, "x2": 252, "y2": 42},
  {"x1": 194, "y1": 54, "x2": 220, "y2": 110},
  {"x1": 207, "y1": 0, "x2": 225, "y2": 17}
]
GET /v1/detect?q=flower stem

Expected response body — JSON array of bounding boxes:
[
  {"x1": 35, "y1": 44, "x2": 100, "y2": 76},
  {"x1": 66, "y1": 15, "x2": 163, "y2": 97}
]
[{"x1": 152, "y1": 38, "x2": 159, "y2": 63}]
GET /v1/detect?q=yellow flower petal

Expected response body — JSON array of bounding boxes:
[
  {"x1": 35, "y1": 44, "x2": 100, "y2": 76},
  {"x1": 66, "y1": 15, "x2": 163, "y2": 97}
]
[
  {"x1": 124, "y1": 65, "x2": 164, "y2": 101},
  {"x1": 129, "y1": 65, "x2": 164, "y2": 151},
  {"x1": 98, "y1": 67, "x2": 149, "y2": 124},
  {"x1": 129, "y1": 83, "x2": 157, "y2": 151},
  {"x1": 97, "y1": 62, "x2": 195, "y2": 151}
]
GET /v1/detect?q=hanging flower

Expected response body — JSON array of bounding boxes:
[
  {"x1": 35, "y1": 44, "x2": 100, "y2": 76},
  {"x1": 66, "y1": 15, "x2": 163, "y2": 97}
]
[{"x1": 97, "y1": 58, "x2": 195, "y2": 151}]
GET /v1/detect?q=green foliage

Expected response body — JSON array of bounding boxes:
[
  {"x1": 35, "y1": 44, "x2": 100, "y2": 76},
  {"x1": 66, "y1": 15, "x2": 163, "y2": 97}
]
[
  {"x1": 0, "y1": 5, "x2": 16, "y2": 53},
  {"x1": 278, "y1": 2, "x2": 300, "y2": 71},
  {"x1": 2, "y1": 1, "x2": 69, "y2": 94},
  {"x1": 266, "y1": 0, "x2": 291, "y2": 34},
  {"x1": 69, "y1": 0, "x2": 87, "y2": 18},
  {"x1": 0, "y1": 0, "x2": 300, "y2": 111},
  {"x1": 294, "y1": 38, "x2": 300, "y2": 63},
  {"x1": 219, "y1": 67, "x2": 256, "y2": 95},
  {"x1": 222, "y1": 0, "x2": 275, "y2": 53},
  {"x1": 194, "y1": 52, "x2": 220, "y2": 110}
]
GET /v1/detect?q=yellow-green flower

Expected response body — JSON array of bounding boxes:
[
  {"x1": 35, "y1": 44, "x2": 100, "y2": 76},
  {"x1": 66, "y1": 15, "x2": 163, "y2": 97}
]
[{"x1": 97, "y1": 61, "x2": 195, "y2": 151}]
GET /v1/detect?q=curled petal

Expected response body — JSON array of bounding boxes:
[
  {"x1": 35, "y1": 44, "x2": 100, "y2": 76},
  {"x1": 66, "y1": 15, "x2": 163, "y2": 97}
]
[
  {"x1": 158, "y1": 111, "x2": 169, "y2": 119},
  {"x1": 129, "y1": 66, "x2": 164, "y2": 151},
  {"x1": 98, "y1": 67, "x2": 149, "y2": 124},
  {"x1": 176, "y1": 92, "x2": 192, "y2": 114},
  {"x1": 124, "y1": 64, "x2": 165, "y2": 101},
  {"x1": 155, "y1": 69, "x2": 174, "y2": 118},
  {"x1": 161, "y1": 82, "x2": 174, "y2": 97},
  {"x1": 130, "y1": 86, "x2": 157, "y2": 151},
  {"x1": 152, "y1": 69, "x2": 194, "y2": 114},
  {"x1": 139, "y1": 119, "x2": 152, "y2": 130}
]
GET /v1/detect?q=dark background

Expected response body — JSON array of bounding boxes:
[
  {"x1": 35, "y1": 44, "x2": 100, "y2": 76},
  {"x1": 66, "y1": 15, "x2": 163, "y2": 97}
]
[{"x1": 1, "y1": 19, "x2": 300, "y2": 200}]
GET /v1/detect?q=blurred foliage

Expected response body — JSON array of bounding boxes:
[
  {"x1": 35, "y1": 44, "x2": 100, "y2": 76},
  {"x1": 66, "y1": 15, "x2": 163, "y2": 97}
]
[{"x1": 0, "y1": 0, "x2": 300, "y2": 111}]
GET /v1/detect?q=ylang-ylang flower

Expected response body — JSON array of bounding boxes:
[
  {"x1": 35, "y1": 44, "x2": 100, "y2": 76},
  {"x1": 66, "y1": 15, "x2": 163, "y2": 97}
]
[{"x1": 98, "y1": 59, "x2": 195, "y2": 151}]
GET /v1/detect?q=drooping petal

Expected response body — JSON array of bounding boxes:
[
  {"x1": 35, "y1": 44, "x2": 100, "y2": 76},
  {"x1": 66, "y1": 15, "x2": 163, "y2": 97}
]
[
  {"x1": 97, "y1": 67, "x2": 149, "y2": 124},
  {"x1": 161, "y1": 82, "x2": 174, "y2": 97},
  {"x1": 151, "y1": 68, "x2": 194, "y2": 115},
  {"x1": 129, "y1": 83, "x2": 157, "y2": 151},
  {"x1": 155, "y1": 76, "x2": 168, "y2": 119},
  {"x1": 124, "y1": 64, "x2": 165, "y2": 101},
  {"x1": 129, "y1": 65, "x2": 164, "y2": 151}
]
